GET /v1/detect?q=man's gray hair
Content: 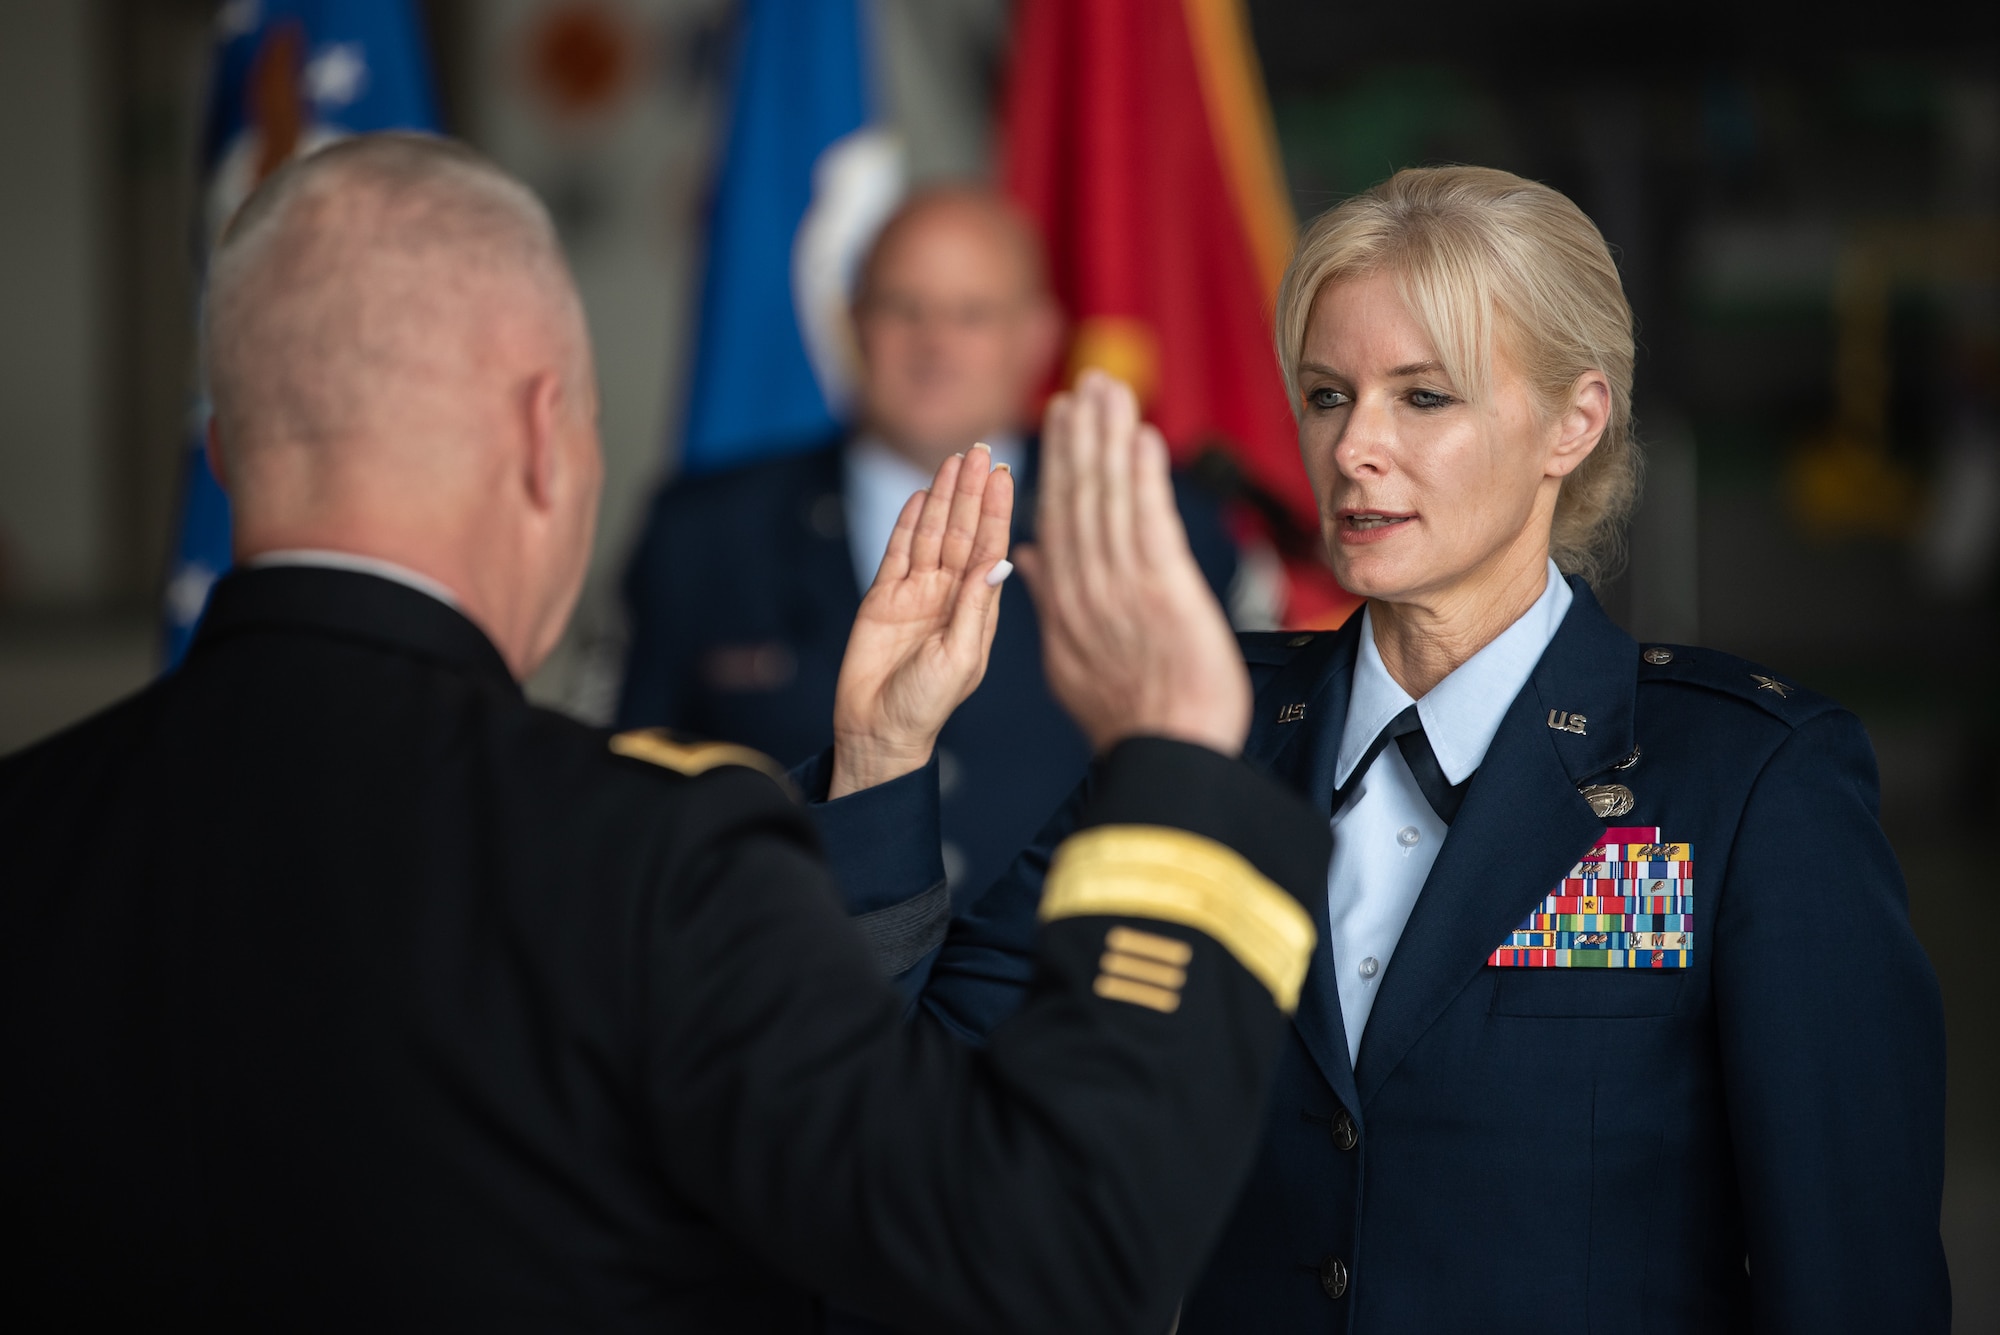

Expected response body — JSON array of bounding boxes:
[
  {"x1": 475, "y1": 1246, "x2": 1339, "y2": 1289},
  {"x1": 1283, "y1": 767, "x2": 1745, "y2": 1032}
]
[{"x1": 203, "y1": 132, "x2": 578, "y2": 452}]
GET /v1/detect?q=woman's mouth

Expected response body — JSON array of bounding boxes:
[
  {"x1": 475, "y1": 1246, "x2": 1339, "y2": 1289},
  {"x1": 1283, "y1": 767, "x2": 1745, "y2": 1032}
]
[{"x1": 1336, "y1": 510, "x2": 1416, "y2": 544}]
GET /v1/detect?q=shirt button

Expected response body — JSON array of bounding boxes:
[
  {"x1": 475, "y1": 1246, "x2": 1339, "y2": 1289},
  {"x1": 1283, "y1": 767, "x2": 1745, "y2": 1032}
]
[
  {"x1": 1358, "y1": 956, "x2": 1379, "y2": 980},
  {"x1": 1397, "y1": 825, "x2": 1420, "y2": 847}
]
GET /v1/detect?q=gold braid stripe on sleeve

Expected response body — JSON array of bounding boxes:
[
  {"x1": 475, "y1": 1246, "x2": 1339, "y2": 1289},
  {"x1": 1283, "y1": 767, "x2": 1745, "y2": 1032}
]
[{"x1": 1040, "y1": 825, "x2": 1317, "y2": 1013}]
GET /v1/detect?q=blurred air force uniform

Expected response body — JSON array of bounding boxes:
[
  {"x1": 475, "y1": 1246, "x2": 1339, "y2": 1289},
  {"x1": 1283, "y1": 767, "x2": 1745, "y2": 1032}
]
[
  {"x1": 848, "y1": 572, "x2": 1951, "y2": 1332},
  {"x1": 617, "y1": 434, "x2": 1238, "y2": 899},
  {"x1": 0, "y1": 563, "x2": 1330, "y2": 1333}
]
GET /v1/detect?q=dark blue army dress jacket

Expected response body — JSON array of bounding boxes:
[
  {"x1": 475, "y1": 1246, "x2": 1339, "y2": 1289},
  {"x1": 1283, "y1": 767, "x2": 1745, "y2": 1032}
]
[{"x1": 833, "y1": 577, "x2": 1950, "y2": 1333}]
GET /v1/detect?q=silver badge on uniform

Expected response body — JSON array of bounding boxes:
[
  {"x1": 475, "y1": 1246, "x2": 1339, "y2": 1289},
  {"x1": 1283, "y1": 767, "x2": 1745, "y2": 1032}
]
[{"x1": 1577, "y1": 783, "x2": 1635, "y2": 819}]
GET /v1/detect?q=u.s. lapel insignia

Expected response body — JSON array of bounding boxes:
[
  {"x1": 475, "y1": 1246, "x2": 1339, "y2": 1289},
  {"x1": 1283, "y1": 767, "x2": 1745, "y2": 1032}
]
[
  {"x1": 1276, "y1": 702, "x2": 1308, "y2": 724},
  {"x1": 1488, "y1": 826, "x2": 1692, "y2": 969},
  {"x1": 1750, "y1": 673, "x2": 1793, "y2": 698},
  {"x1": 1547, "y1": 709, "x2": 1587, "y2": 735},
  {"x1": 1577, "y1": 783, "x2": 1634, "y2": 819}
]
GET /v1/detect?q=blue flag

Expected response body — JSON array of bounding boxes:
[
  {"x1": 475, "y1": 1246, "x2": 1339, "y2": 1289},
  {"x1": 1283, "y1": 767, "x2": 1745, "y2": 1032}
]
[
  {"x1": 677, "y1": 0, "x2": 901, "y2": 477},
  {"x1": 161, "y1": 0, "x2": 440, "y2": 668}
]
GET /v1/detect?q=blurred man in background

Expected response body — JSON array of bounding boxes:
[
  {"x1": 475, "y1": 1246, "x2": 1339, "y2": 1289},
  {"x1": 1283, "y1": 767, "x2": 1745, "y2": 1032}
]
[{"x1": 619, "y1": 187, "x2": 1240, "y2": 905}]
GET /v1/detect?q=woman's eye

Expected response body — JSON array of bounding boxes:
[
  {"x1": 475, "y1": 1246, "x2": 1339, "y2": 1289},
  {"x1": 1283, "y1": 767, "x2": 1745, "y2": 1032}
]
[
  {"x1": 1308, "y1": 387, "x2": 1350, "y2": 410},
  {"x1": 1409, "y1": 389, "x2": 1454, "y2": 409}
]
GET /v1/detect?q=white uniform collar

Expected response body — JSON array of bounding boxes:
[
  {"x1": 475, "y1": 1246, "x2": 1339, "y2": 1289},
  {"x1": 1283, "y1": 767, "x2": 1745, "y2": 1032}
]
[
  {"x1": 1334, "y1": 558, "x2": 1574, "y2": 789},
  {"x1": 248, "y1": 548, "x2": 465, "y2": 611}
]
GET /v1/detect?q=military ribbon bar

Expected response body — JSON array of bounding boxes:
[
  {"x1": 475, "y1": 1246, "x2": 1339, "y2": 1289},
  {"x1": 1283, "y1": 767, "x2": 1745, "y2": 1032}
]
[{"x1": 1487, "y1": 827, "x2": 1694, "y2": 970}]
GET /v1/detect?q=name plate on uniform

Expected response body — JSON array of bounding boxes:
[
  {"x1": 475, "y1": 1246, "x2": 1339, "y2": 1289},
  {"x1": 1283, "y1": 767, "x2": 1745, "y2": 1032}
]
[{"x1": 1487, "y1": 826, "x2": 1692, "y2": 969}]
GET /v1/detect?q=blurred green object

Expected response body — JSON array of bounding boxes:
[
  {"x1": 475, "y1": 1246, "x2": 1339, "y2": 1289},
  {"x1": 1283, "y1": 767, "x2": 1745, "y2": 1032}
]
[{"x1": 1271, "y1": 65, "x2": 1505, "y2": 204}]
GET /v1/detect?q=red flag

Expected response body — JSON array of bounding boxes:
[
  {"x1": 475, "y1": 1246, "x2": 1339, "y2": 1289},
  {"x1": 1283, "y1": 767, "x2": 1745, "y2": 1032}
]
[{"x1": 1001, "y1": 0, "x2": 1360, "y2": 627}]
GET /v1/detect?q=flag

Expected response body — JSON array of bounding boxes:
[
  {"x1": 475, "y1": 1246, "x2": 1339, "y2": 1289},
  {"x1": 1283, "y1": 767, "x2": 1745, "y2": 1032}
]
[
  {"x1": 161, "y1": 0, "x2": 441, "y2": 667},
  {"x1": 1001, "y1": 0, "x2": 1359, "y2": 627},
  {"x1": 676, "y1": 0, "x2": 902, "y2": 477}
]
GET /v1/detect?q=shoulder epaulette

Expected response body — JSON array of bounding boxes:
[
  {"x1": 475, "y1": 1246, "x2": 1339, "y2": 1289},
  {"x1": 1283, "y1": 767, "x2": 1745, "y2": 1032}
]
[
  {"x1": 609, "y1": 728, "x2": 795, "y2": 791},
  {"x1": 1632, "y1": 643, "x2": 1838, "y2": 726},
  {"x1": 1237, "y1": 629, "x2": 1321, "y2": 667}
]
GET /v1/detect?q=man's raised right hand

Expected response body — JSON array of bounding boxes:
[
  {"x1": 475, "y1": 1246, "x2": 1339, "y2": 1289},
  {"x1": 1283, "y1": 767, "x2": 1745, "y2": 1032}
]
[{"x1": 1015, "y1": 372, "x2": 1252, "y2": 758}]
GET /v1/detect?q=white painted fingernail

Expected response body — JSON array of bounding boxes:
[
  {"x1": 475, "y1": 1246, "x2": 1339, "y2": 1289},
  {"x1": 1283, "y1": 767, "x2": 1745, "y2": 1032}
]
[
  {"x1": 985, "y1": 559, "x2": 1014, "y2": 587},
  {"x1": 971, "y1": 440, "x2": 990, "y2": 453}
]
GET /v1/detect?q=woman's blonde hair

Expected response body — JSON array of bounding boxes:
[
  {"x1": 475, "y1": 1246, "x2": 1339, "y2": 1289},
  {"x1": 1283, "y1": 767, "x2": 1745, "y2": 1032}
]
[{"x1": 1274, "y1": 166, "x2": 1639, "y2": 583}]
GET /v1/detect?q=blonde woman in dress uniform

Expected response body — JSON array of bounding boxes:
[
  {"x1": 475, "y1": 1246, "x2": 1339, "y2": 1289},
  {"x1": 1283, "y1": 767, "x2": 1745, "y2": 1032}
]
[{"x1": 825, "y1": 166, "x2": 1951, "y2": 1333}]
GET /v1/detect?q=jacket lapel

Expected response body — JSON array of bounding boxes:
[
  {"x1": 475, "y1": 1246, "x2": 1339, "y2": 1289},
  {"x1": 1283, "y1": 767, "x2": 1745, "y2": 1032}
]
[
  {"x1": 792, "y1": 446, "x2": 864, "y2": 647},
  {"x1": 1353, "y1": 581, "x2": 1640, "y2": 1108},
  {"x1": 1244, "y1": 619, "x2": 1364, "y2": 1117}
]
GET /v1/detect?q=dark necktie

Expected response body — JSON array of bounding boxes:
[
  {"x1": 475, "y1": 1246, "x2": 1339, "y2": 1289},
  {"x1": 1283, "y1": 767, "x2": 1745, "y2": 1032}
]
[{"x1": 1331, "y1": 704, "x2": 1470, "y2": 825}]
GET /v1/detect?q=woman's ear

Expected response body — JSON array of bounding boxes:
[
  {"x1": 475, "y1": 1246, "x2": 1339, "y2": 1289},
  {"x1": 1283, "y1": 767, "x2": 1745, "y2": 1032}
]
[{"x1": 1547, "y1": 372, "x2": 1611, "y2": 479}]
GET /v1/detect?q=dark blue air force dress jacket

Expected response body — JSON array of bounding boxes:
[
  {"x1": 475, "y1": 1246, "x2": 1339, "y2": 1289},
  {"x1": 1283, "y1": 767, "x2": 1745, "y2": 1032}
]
[
  {"x1": 616, "y1": 436, "x2": 1237, "y2": 906},
  {"x1": 817, "y1": 577, "x2": 1950, "y2": 1334}
]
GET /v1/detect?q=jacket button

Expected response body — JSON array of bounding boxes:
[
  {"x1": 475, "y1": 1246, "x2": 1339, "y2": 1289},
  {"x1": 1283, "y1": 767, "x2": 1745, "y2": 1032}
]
[
  {"x1": 1331, "y1": 1110, "x2": 1358, "y2": 1151},
  {"x1": 1319, "y1": 1254, "x2": 1349, "y2": 1299}
]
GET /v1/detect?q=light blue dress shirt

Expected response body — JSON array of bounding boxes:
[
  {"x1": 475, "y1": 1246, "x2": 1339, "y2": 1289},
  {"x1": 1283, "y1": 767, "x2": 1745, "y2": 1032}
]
[
  {"x1": 842, "y1": 434, "x2": 1026, "y2": 594},
  {"x1": 1326, "y1": 559, "x2": 1573, "y2": 1062}
]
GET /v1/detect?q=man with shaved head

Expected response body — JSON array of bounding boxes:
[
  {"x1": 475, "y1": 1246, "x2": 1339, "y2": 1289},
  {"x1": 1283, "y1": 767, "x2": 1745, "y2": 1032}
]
[
  {"x1": 203, "y1": 134, "x2": 601, "y2": 680},
  {"x1": 620, "y1": 187, "x2": 1240, "y2": 917},
  {"x1": 0, "y1": 134, "x2": 1332, "y2": 1332}
]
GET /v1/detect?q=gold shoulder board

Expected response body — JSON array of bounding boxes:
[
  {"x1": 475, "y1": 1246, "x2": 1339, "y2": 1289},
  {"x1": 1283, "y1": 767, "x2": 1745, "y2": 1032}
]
[{"x1": 609, "y1": 729, "x2": 793, "y2": 791}]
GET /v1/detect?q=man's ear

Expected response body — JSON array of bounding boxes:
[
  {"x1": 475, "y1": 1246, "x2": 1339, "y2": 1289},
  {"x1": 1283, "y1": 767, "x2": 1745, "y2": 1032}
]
[
  {"x1": 1547, "y1": 371, "x2": 1611, "y2": 480},
  {"x1": 522, "y1": 369, "x2": 563, "y2": 512},
  {"x1": 204, "y1": 416, "x2": 230, "y2": 493},
  {"x1": 1022, "y1": 295, "x2": 1065, "y2": 386}
]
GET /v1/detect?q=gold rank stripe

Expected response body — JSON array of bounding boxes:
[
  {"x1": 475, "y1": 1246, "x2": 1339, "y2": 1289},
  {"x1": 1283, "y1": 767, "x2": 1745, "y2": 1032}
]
[
  {"x1": 1094, "y1": 929, "x2": 1193, "y2": 1013},
  {"x1": 1106, "y1": 926, "x2": 1193, "y2": 967},
  {"x1": 1099, "y1": 947, "x2": 1189, "y2": 990},
  {"x1": 1041, "y1": 825, "x2": 1316, "y2": 1014},
  {"x1": 1095, "y1": 974, "x2": 1182, "y2": 1013},
  {"x1": 609, "y1": 729, "x2": 794, "y2": 790}
]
